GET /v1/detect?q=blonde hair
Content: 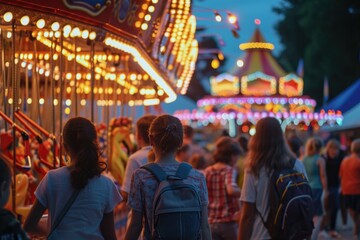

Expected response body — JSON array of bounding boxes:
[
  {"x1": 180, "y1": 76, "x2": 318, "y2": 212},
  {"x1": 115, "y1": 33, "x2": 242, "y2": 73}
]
[{"x1": 305, "y1": 137, "x2": 323, "y2": 156}]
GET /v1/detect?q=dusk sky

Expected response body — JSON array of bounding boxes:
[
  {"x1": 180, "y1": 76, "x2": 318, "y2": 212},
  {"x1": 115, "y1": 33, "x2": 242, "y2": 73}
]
[
  {"x1": 156, "y1": 0, "x2": 286, "y2": 117},
  {"x1": 194, "y1": 0, "x2": 284, "y2": 71}
]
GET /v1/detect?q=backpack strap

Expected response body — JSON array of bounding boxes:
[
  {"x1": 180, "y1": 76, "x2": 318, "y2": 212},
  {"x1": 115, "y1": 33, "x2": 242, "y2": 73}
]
[
  {"x1": 175, "y1": 162, "x2": 192, "y2": 179},
  {"x1": 141, "y1": 163, "x2": 167, "y2": 182}
]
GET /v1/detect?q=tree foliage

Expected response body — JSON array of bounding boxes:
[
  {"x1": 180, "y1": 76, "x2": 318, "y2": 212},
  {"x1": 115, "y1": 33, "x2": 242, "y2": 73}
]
[{"x1": 273, "y1": 0, "x2": 360, "y2": 107}]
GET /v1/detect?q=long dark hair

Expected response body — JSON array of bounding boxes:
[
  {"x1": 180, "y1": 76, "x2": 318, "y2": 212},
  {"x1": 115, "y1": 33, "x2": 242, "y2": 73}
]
[
  {"x1": 149, "y1": 115, "x2": 183, "y2": 154},
  {"x1": 63, "y1": 117, "x2": 106, "y2": 189},
  {"x1": 246, "y1": 117, "x2": 295, "y2": 177}
]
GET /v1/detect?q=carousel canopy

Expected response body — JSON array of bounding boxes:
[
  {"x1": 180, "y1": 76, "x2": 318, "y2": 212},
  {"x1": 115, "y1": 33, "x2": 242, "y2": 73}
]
[
  {"x1": 233, "y1": 28, "x2": 286, "y2": 80},
  {"x1": 0, "y1": 0, "x2": 198, "y2": 107},
  {"x1": 175, "y1": 26, "x2": 342, "y2": 134}
]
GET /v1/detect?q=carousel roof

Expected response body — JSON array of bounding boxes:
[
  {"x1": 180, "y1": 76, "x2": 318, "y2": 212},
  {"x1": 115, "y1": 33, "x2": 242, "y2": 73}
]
[
  {"x1": 174, "y1": 26, "x2": 343, "y2": 133},
  {"x1": 232, "y1": 28, "x2": 286, "y2": 80}
]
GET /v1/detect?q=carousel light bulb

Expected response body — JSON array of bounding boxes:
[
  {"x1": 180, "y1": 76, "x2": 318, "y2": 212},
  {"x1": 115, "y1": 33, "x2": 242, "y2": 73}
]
[
  {"x1": 6, "y1": 32, "x2": 12, "y2": 39},
  {"x1": 51, "y1": 22, "x2": 60, "y2": 31},
  {"x1": 54, "y1": 31, "x2": 60, "y2": 38},
  {"x1": 39, "y1": 98, "x2": 45, "y2": 105},
  {"x1": 63, "y1": 25, "x2": 72, "y2": 35},
  {"x1": 27, "y1": 98, "x2": 32, "y2": 104},
  {"x1": 20, "y1": 16, "x2": 30, "y2": 26},
  {"x1": 236, "y1": 59, "x2": 244, "y2": 67},
  {"x1": 3, "y1": 12, "x2": 13, "y2": 22},
  {"x1": 53, "y1": 99, "x2": 58, "y2": 106},
  {"x1": 81, "y1": 30, "x2": 89, "y2": 39},
  {"x1": 36, "y1": 19, "x2": 45, "y2": 29},
  {"x1": 71, "y1": 27, "x2": 80, "y2": 37},
  {"x1": 89, "y1": 31, "x2": 96, "y2": 40},
  {"x1": 148, "y1": 6, "x2": 155, "y2": 12}
]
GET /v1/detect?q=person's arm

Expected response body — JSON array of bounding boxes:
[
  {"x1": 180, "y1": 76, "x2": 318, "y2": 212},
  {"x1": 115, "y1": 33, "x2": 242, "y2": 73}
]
[
  {"x1": 226, "y1": 184, "x2": 241, "y2": 197},
  {"x1": 100, "y1": 211, "x2": 117, "y2": 240},
  {"x1": 124, "y1": 209, "x2": 143, "y2": 240},
  {"x1": 318, "y1": 157, "x2": 328, "y2": 195},
  {"x1": 200, "y1": 205, "x2": 212, "y2": 240},
  {"x1": 238, "y1": 201, "x2": 256, "y2": 240},
  {"x1": 23, "y1": 199, "x2": 47, "y2": 235},
  {"x1": 226, "y1": 168, "x2": 241, "y2": 197}
]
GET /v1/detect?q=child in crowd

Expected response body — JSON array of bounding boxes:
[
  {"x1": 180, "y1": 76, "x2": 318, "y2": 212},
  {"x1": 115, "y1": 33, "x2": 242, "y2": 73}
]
[
  {"x1": 205, "y1": 136, "x2": 242, "y2": 240},
  {"x1": 121, "y1": 115, "x2": 156, "y2": 201},
  {"x1": 24, "y1": 117, "x2": 122, "y2": 239},
  {"x1": 0, "y1": 159, "x2": 29, "y2": 239},
  {"x1": 124, "y1": 114, "x2": 211, "y2": 240},
  {"x1": 189, "y1": 153, "x2": 207, "y2": 173}
]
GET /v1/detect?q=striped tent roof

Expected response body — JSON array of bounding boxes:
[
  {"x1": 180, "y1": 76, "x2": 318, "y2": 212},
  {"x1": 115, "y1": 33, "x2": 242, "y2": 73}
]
[{"x1": 232, "y1": 28, "x2": 286, "y2": 79}]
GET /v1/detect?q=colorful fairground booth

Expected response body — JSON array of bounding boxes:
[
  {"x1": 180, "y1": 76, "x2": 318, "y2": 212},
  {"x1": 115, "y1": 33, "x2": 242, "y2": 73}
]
[
  {"x1": 0, "y1": 0, "x2": 197, "y2": 237},
  {"x1": 175, "y1": 27, "x2": 343, "y2": 137}
]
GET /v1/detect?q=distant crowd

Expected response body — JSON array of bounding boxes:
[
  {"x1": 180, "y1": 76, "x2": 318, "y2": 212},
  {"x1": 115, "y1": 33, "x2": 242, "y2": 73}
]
[{"x1": 1, "y1": 114, "x2": 360, "y2": 240}]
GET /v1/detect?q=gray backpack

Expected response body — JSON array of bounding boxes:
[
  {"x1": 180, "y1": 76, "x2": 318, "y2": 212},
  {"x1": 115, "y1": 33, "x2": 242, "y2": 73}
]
[{"x1": 141, "y1": 162, "x2": 202, "y2": 240}]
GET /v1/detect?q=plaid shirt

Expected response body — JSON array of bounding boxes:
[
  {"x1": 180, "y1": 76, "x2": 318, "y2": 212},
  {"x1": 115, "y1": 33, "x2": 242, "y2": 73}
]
[{"x1": 205, "y1": 165, "x2": 240, "y2": 223}]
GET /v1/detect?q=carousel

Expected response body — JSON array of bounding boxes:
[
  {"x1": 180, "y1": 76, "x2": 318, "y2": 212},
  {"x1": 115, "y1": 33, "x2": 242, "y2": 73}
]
[
  {"x1": 174, "y1": 26, "x2": 343, "y2": 137},
  {"x1": 0, "y1": 0, "x2": 197, "y2": 237}
]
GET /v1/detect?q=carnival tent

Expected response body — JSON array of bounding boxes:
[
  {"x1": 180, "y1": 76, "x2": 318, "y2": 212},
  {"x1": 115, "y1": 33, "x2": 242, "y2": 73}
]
[{"x1": 322, "y1": 79, "x2": 360, "y2": 113}]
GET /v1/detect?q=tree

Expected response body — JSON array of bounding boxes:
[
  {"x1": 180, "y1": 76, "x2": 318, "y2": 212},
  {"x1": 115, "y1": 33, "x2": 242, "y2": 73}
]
[{"x1": 273, "y1": 0, "x2": 360, "y2": 107}]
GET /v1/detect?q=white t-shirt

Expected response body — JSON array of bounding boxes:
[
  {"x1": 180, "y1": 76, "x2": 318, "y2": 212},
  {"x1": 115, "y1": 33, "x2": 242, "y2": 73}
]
[
  {"x1": 240, "y1": 159, "x2": 307, "y2": 240},
  {"x1": 35, "y1": 166, "x2": 122, "y2": 240},
  {"x1": 122, "y1": 146, "x2": 152, "y2": 194}
]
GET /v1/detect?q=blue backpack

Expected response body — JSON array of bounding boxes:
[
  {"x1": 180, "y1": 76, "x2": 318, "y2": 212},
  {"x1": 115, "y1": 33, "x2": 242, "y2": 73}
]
[
  {"x1": 141, "y1": 162, "x2": 202, "y2": 240},
  {"x1": 258, "y1": 167, "x2": 314, "y2": 240}
]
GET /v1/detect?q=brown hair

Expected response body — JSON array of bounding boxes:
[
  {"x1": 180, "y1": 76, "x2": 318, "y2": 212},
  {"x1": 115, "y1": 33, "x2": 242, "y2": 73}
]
[
  {"x1": 305, "y1": 137, "x2": 323, "y2": 156},
  {"x1": 351, "y1": 139, "x2": 360, "y2": 154},
  {"x1": 136, "y1": 115, "x2": 156, "y2": 145},
  {"x1": 149, "y1": 114, "x2": 183, "y2": 154},
  {"x1": 213, "y1": 136, "x2": 242, "y2": 164},
  {"x1": 247, "y1": 117, "x2": 295, "y2": 176},
  {"x1": 189, "y1": 153, "x2": 206, "y2": 170},
  {"x1": 63, "y1": 117, "x2": 106, "y2": 189}
]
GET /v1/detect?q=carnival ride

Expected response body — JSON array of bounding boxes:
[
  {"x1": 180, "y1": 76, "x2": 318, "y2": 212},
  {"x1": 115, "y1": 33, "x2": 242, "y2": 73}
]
[
  {"x1": 175, "y1": 26, "x2": 343, "y2": 136},
  {"x1": 0, "y1": 0, "x2": 197, "y2": 236}
]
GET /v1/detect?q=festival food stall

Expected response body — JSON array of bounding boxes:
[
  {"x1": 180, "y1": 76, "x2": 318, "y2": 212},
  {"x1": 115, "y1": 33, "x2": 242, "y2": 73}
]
[{"x1": 174, "y1": 27, "x2": 343, "y2": 137}]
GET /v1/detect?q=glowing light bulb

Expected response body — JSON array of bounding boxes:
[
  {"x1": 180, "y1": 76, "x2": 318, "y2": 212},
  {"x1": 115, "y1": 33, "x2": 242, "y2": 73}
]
[
  {"x1": 36, "y1": 19, "x2": 45, "y2": 29},
  {"x1": 3, "y1": 12, "x2": 13, "y2": 22},
  {"x1": 51, "y1": 22, "x2": 60, "y2": 31},
  {"x1": 20, "y1": 16, "x2": 30, "y2": 26}
]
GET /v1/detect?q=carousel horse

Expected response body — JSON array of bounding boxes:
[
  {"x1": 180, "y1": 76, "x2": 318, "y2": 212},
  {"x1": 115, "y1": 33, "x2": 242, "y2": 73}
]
[
  {"x1": 15, "y1": 110, "x2": 63, "y2": 180},
  {"x1": 108, "y1": 117, "x2": 134, "y2": 185}
]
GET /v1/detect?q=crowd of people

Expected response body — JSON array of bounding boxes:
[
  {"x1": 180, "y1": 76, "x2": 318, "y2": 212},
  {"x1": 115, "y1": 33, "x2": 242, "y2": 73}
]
[{"x1": 1, "y1": 114, "x2": 360, "y2": 240}]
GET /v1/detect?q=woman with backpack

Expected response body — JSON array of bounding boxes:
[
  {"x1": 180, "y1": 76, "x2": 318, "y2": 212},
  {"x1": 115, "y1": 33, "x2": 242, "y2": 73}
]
[
  {"x1": 238, "y1": 117, "x2": 310, "y2": 240},
  {"x1": 24, "y1": 117, "x2": 122, "y2": 239},
  {"x1": 124, "y1": 114, "x2": 211, "y2": 240}
]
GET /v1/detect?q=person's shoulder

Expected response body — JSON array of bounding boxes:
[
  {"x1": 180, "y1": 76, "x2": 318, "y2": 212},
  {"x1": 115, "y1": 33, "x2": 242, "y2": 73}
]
[{"x1": 189, "y1": 167, "x2": 205, "y2": 179}]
